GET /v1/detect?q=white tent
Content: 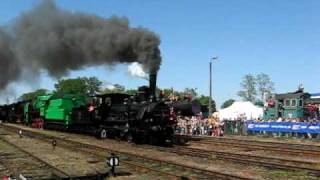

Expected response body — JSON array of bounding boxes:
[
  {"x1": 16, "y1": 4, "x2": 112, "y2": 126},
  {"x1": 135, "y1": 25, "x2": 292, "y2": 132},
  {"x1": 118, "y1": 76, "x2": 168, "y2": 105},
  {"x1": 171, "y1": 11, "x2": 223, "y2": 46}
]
[{"x1": 216, "y1": 101, "x2": 263, "y2": 121}]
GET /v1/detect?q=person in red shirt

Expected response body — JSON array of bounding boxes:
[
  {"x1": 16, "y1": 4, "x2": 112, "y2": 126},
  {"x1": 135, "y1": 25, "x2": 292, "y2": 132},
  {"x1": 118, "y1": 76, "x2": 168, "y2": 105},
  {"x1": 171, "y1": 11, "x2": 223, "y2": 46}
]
[{"x1": 159, "y1": 90, "x2": 165, "y2": 100}]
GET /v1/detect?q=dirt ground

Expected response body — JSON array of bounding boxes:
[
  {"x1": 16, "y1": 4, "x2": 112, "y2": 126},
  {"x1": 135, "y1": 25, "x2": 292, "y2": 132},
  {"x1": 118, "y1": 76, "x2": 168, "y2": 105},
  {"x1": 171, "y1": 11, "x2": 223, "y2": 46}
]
[
  {"x1": 223, "y1": 135, "x2": 320, "y2": 146},
  {"x1": 2, "y1": 123, "x2": 319, "y2": 179},
  {"x1": 0, "y1": 137, "x2": 59, "y2": 179},
  {"x1": 0, "y1": 127, "x2": 174, "y2": 179},
  {"x1": 186, "y1": 141, "x2": 320, "y2": 163}
]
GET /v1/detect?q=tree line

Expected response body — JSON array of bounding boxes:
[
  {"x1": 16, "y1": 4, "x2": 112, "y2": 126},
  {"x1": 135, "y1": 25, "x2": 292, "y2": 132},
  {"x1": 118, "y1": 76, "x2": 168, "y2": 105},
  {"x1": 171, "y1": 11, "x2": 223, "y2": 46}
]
[
  {"x1": 221, "y1": 73, "x2": 274, "y2": 109},
  {"x1": 220, "y1": 73, "x2": 274, "y2": 109},
  {"x1": 19, "y1": 74, "x2": 274, "y2": 111},
  {"x1": 19, "y1": 77, "x2": 216, "y2": 112},
  {"x1": 237, "y1": 73, "x2": 274, "y2": 104}
]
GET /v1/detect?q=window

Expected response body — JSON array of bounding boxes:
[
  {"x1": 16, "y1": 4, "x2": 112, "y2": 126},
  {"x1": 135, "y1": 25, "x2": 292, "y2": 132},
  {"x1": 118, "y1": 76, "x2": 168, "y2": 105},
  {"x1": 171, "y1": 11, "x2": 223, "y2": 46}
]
[
  {"x1": 285, "y1": 99, "x2": 291, "y2": 107},
  {"x1": 299, "y1": 100, "x2": 303, "y2": 107},
  {"x1": 291, "y1": 99, "x2": 296, "y2": 107}
]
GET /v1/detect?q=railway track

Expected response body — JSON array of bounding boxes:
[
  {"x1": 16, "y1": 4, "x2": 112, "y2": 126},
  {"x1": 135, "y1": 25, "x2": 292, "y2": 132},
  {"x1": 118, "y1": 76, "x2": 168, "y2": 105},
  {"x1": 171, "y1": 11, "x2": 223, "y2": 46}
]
[
  {"x1": 0, "y1": 124, "x2": 252, "y2": 180},
  {"x1": 177, "y1": 135, "x2": 320, "y2": 157},
  {"x1": 139, "y1": 144, "x2": 320, "y2": 176},
  {"x1": 0, "y1": 137, "x2": 69, "y2": 180}
]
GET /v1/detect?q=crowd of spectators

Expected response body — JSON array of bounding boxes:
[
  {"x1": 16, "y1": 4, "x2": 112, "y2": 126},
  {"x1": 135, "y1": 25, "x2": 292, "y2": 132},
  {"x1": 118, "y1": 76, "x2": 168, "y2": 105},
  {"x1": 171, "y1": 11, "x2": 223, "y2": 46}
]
[
  {"x1": 175, "y1": 115, "x2": 224, "y2": 136},
  {"x1": 174, "y1": 115, "x2": 320, "y2": 139},
  {"x1": 253, "y1": 117, "x2": 320, "y2": 123}
]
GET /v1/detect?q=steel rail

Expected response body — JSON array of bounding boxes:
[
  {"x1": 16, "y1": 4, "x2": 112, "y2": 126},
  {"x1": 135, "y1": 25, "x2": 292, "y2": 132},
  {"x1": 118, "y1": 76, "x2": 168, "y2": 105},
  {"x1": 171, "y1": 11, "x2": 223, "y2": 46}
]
[{"x1": 1, "y1": 124, "x2": 252, "y2": 180}]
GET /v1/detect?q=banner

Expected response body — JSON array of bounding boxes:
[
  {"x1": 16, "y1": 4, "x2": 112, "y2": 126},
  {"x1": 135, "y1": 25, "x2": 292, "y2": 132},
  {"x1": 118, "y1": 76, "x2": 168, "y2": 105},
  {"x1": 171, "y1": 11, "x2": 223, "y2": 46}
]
[{"x1": 246, "y1": 121, "x2": 320, "y2": 134}]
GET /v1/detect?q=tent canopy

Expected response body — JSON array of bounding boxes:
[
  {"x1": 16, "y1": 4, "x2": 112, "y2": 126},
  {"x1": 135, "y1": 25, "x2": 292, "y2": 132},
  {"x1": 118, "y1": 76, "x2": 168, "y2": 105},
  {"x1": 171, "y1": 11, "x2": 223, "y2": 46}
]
[{"x1": 216, "y1": 101, "x2": 263, "y2": 121}]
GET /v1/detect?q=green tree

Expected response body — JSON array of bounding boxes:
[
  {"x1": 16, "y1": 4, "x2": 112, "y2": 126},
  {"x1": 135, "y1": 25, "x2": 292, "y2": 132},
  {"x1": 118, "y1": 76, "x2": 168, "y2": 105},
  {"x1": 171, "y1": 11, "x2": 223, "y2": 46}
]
[
  {"x1": 194, "y1": 95, "x2": 216, "y2": 112},
  {"x1": 55, "y1": 78, "x2": 87, "y2": 96},
  {"x1": 256, "y1": 73, "x2": 274, "y2": 101},
  {"x1": 54, "y1": 76, "x2": 102, "y2": 97},
  {"x1": 183, "y1": 88, "x2": 198, "y2": 99},
  {"x1": 19, "y1": 89, "x2": 48, "y2": 101},
  {"x1": 168, "y1": 88, "x2": 198, "y2": 100},
  {"x1": 113, "y1": 84, "x2": 125, "y2": 93},
  {"x1": 161, "y1": 88, "x2": 174, "y2": 97},
  {"x1": 101, "y1": 84, "x2": 125, "y2": 94},
  {"x1": 125, "y1": 89, "x2": 138, "y2": 95},
  {"x1": 83, "y1": 77, "x2": 102, "y2": 96},
  {"x1": 237, "y1": 74, "x2": 257, "y2": 102},
  {"x1": 221, "y1": 99, "x2": 235, "y2": 109},
  {"x1": 158, "y1": 88, "x2": 180, "y2": 99}
]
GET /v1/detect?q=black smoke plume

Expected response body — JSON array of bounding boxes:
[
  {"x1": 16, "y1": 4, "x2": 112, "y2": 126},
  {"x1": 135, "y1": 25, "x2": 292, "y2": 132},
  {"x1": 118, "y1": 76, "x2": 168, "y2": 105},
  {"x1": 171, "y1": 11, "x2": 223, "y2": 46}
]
[
  {"x1": 0, "y1": 28, "x2": 20, "y2": 89},
  {"x1": 0, "y1": 0, "x2": 161, "y2": 90}
]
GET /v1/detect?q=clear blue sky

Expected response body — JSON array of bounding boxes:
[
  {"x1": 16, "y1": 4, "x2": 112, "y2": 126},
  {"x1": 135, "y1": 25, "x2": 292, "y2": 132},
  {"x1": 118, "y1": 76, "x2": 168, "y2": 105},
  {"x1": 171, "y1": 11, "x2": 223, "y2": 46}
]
[{"x1": 0, "y1": 0, "x2": 319, "y2": 107}]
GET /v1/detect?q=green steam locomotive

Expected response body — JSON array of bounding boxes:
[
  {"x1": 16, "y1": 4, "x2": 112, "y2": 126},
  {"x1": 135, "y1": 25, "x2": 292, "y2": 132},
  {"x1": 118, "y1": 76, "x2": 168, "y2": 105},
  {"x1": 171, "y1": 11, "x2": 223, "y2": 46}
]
[{"x1": 263, "y1": 88, "x2": 320, "y2": 120}]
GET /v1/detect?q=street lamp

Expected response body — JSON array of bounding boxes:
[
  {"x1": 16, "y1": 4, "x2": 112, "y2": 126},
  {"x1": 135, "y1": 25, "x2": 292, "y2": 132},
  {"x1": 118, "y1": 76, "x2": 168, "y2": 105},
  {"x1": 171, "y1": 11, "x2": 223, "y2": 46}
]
[{"x1": 209, "y1": 56, "x2": 218, "y2": 117}]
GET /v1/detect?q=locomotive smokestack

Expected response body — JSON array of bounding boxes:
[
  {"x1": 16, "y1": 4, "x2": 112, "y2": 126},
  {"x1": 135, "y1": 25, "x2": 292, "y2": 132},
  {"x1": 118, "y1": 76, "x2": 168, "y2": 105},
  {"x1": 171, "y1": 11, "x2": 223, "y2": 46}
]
[{"x1": 149, "y1": 73, "x2": 157, "y2": 99}]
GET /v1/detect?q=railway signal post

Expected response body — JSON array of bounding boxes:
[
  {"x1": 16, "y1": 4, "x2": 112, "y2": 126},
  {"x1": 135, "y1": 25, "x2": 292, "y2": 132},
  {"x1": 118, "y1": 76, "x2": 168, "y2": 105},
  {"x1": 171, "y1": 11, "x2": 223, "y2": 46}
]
[
  {"x1": 18, "y1": 129, "x2": 22, "y2": 138},
  {"x1": 107, "y1": 153, "x2": 119, "y2": 177},
  {"x1": 52, "y1": 139, "x2": 57, "y2": 150}
]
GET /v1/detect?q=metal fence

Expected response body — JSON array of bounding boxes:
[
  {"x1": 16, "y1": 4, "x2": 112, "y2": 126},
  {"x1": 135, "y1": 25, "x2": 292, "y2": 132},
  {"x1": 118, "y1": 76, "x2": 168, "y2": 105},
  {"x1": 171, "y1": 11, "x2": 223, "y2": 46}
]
[{"x1": 224, "y1": 120, "x2": 246, "y2": 135}]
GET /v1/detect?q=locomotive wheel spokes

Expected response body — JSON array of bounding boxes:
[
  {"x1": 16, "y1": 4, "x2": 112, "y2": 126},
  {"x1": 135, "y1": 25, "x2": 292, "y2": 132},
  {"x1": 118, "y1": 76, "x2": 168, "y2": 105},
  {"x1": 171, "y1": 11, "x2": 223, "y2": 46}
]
[
  {"x1": 127, "y1": 134, "x2": 133, "y2": 143},
  {"x1": 100, "y1": 129, "x2": 107, "y2": 139},
  {"x1": 43, "y1": 120, "x2": 47, "y2": 129},
  {"x1": 149, "y1": 135, "x2": 157, "y2": 145},
  {"x1": 39, "y1": 117, "x2": 44, "y2": 129}
]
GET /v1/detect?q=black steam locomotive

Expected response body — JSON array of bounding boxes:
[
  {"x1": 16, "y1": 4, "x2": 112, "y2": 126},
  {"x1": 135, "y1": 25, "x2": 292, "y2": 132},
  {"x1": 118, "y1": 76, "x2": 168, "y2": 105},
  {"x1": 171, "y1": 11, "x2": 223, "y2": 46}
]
[
  {"x1": 83, "y1": 74, "x2": 178, "y2": 144},
  {"x1": 0, "y1": 102, "x2": 24, "y2": 123},
  {"x1": 1, "y1": 74, "x2": 196, "y2": 145}
]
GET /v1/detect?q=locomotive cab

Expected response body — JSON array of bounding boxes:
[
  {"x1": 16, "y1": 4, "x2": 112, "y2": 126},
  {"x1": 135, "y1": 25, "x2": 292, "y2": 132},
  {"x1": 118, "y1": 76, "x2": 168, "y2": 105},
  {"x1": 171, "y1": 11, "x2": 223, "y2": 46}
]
[
  {"x1": 93, "y1": 93, "x2": 131, "y2": 138},
  {"x1": 129, "y1": 101, "x2": 176, "y2": 145}
]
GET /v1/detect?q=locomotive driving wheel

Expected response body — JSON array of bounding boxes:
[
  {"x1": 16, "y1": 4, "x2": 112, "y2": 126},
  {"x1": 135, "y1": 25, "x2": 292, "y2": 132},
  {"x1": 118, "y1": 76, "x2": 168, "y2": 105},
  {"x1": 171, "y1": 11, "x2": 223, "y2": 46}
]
[
  {"x1": 127, "y1": 133, "x2": 133, "y2": 143},
  {"x1": 148, "y1": 132, "x2": 161, "y2": 145},
  {"x1": 99, "y1": 128, "x2": 107, "y2": 139}
]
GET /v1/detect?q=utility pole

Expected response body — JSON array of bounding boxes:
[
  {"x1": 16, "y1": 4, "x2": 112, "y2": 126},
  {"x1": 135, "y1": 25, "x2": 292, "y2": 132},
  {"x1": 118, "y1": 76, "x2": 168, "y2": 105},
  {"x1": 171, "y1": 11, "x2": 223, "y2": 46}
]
[{"x1": 209, "y1": 57, "x2": 218, "y2": 117}]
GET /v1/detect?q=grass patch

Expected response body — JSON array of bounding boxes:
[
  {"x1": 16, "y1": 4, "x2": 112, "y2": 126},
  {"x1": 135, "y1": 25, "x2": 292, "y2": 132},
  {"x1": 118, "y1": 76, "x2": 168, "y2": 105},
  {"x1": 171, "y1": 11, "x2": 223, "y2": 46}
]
[{"x1": 267, "y1": 170, "x2": 317, "y2": 180}]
